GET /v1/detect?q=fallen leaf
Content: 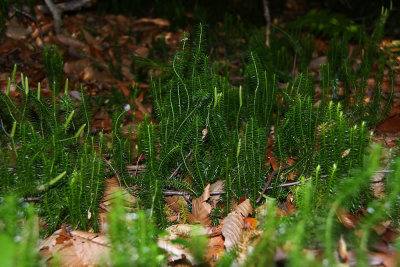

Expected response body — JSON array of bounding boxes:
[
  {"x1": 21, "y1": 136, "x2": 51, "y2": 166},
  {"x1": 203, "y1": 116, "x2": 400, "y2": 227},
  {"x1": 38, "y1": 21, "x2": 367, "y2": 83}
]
[
  {"x1": 55, "y1": 34, "x2": 88, "y2": 50},
  {"x1": 205, "y1": 235, "x2": 225, "y2": 264},
  {"x1": 134, "y1": 47, "x2": 149, "y2": 58},
  {"x1": 101, "y1": 177, "x2": 136, "y2": 208},
  {"x1": 159, "y1": 224, "x2": 207, "y2": 265},
  {"x1": 6, "y1": 17, "x2": 32, "y2": 40},
  {"x1": 132, "y1": 18, "x2": 170, "y2": 31},
  {"x1": 288, "y1": 172, "x2": 297, "y2": 181},
  {"x1": 39, "y1": 226, "x2": 110, "y2": 266},
  {"x1": 283, "y1": 193, "x2": 296, "y2": 215},
  {"x1": 269, "y1": 156, "x2": 279, "y2": 171},
  {"x1": 209, "y1": 180, "x2": 225, "y2": 208},
  {"x1": 338, "y1": 235, "x2": 349, "y2": 262},
  {"x1": 191, "y1": 184, "x2": 212, "y2": 226},
  {"x1": 222, "y1": 199, "x2": 253, "y2": 250},
  {"x1": 336, "y1": 208, "x2": 358, "y2": 230}
]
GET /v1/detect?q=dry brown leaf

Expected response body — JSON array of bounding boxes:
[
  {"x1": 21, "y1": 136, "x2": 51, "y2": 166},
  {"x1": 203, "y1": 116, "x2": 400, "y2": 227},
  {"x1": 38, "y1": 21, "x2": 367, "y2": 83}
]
[
  {"x1": 206, "y1": 224, "x2": 223, "y2": 237},
  {"x1": 209, "y1": 180, "x2": 225, "y2": 208},
  {"x1": 222, "y1": 199, "x2": 253, "y2": 250},
  {"x1": 369, "y1": 251, "x2": 399, "y2": 267},
  {"x1": 336, "y1": 208, "x2": 358, "y2": 230},
  {"x1": 55, "y1": 34, "x2": 88, "y2": 49},
  {"x1": 205, "y1": 235, "x2": 225, "y2": 265},
  {"x1": 132, "y1": 18, "x2": 170, "y2": 31},
  {"x1": 166, "y1": 195, "x2": 188, "y2": 213},
  {"x1": 158, "y1": 238, "x2": 195, "y2": 264},
  {"x1": 269, "y1": 156, "x2": 279, "y2": 171},
  {"x1": 191, "y1": 184, "x2": 212, "y2": 226},
  {"x1": 6, "y1": 17, "x2": 32, "y2": 40},
  {"x1": 63, "y1": 58, "x2": 92, "y2": 76},
  {"x1": 284, "y1": 193, "x2": 296, "y2": 215},
  {"x1": 39, "y1": 226, "x2": 110, "y2": 266},
  {"x1": 134, "y1": 47, "x2": 149, "y2": 58},
  {"x1": 159, "y1": 224, "x2": 207, "y2": 264},
  {"x1": 81, "y1": 28, "x2": 103, "y2": 51},
  {"x1": 99, "y1": 177, "x2": 136, "y2": 232},
  {"x1": 82, "y1": 65, "x2": 114, "y2": 83},
  {"x1": 338, "y1": 235, "x2": 349, "y2": 263},
  {"x1": 101, "y1": 177, "x2": 136, "y2": 207}
]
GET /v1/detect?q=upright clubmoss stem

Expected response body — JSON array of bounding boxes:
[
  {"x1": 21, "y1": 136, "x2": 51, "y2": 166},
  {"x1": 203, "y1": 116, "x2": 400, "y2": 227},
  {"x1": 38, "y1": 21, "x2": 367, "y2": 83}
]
[{"x1": 37, "y1": 82, "x2": 41, "y2": 100}]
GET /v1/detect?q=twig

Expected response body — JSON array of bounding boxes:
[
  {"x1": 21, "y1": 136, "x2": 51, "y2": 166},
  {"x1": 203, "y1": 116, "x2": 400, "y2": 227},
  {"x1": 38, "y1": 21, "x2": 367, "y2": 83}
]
[
  {"x1": 24, "y1": 196, "x2": 42, "y2": 202},
  {"x1": 103, "y1": 158, "x2": 122, "y2": 187},
  {"x1": 44, "y1": 0, "x2": 62, "y2": 34},
  {"x1": 163, "y1": 191, "x2": 226, "y2": 196},
  {"x1": 11, "y1": 6, "x2": 45, "y2": 47},
  {"x1": 257, "y1": 165, "x2": 292, "y2": 203},
  {"x1": 168, "y1": 149, "x2": 193, "y2": 179},
  {"x1": 266, "y1": 178, "x2": 311, "y2": 190},
  {"x1": 37, "y1": 0, "x2": 98, "y2": 14},
  {"x1": 0, "y1": 119, "x2": 11, "y2": 138},
  {"x1": 262, "y1": 0, "x2": 271, "y2": 47}
]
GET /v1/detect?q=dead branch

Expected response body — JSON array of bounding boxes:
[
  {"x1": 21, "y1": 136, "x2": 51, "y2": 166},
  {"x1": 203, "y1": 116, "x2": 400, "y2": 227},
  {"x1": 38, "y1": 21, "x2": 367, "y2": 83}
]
[
  {"x1": 43, "y1": 0, "x2": 62, "y2": 34},
  {"x1": 262, "y1": 0, "x2": 271, "y2": 47}
]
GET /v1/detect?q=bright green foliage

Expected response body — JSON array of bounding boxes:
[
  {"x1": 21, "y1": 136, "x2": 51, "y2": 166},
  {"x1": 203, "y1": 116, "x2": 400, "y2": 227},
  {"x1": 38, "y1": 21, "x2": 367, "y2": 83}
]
[
  {"x1": 0, "y1": 69, "x2": 103, "y2": 234},
  {"x1": 0, "y1": 196, "x2": 42, "y2": 267},
  {"x1": 244, "y1": 146, "x2": 400, "y2": 267},
  {"x1": 108, "y1": 190, "x2": 165, "y2": 266},
  {"x1": 43, "y1": 45, "x2": 64, "y2": 94},
  {"x1": 135, "y1": 12, "x2": 392, "y2": 223}
]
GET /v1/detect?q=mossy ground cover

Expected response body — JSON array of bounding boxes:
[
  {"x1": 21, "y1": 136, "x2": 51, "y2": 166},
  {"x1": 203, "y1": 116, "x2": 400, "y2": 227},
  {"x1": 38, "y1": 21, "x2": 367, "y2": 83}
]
[{"x1": 0, "y1": 1, "x2": 400, "y2": 266}]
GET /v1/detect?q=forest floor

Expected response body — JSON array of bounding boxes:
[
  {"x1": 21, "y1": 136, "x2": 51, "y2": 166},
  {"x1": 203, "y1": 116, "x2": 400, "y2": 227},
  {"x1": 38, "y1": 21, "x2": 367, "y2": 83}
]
[{"x1": 1, "y1": 5, "x2": 400, "y2": 267}]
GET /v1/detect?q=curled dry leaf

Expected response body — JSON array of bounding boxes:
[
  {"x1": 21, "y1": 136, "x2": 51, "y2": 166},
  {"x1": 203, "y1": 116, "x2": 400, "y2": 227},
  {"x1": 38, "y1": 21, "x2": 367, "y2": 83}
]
[
  {"x1": 269, "y1": 156, "x2": 279, "y2": 171},
  {"x1": 338, "y1": 235, "x2": 349, "y2": 263},
  {"x1": 209, "y1": 180, "x2": 225, "y2": 208},
  {"x1": 336, "y1": 208, "x2": 358, "y2": 230},
  {"x1": 222, "y1": 199, "x2": 253, "y2": 250},
  {"x1": 39, "y1": 226, "x2": 110, "y2": 266},
  {"x1": 283, "y1": 193, "x2": 296, "y2": 215},
  {"x1": 158, "y1": 224, "x2": 206, "y2": 265},
  {"x1": 132, "y1": 18, "x2": 170, "y2": 31},
  {"x1": 191, "y1": 184, "x2": 212, "y2": 226}
]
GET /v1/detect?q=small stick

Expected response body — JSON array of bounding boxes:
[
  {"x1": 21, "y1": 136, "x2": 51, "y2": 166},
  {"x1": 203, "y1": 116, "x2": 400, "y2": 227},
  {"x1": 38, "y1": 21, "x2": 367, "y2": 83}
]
[
  {"x1": 24, "y1": 196, "x2": 42, "y2": 202},
  {"x1": 168, "y1": 149, "x2": 193, "y2": 179},
  {"x1": 44, "y1": 0, "x2": 62, "y2": 34},
  {"x1": 163, "y1": 191, "x2": 226, "y2": 196},
  {"x1": 266, "y1": 178, "x2": 311, "y2": 190},
  {"x1": 257, "y1": 165, "x2": 292, "y2": 203},
  {"x1": 262, "y1": 0, "x2": 271, "y2": 47},
  {"x1": 103, "y1": 158, "x2": 122, "y2": 187},
  {"x1": 0, "y1": 119, "x2": 11, "y2": 138}
]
